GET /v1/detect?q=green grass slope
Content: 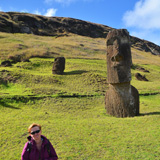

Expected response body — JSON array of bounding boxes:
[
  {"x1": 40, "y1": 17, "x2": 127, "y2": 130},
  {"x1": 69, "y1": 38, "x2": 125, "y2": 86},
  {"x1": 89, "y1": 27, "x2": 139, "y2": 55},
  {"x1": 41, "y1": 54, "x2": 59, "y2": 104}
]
[{"x1": 0, "y1": 32, "x2": 160, "y2": 160}]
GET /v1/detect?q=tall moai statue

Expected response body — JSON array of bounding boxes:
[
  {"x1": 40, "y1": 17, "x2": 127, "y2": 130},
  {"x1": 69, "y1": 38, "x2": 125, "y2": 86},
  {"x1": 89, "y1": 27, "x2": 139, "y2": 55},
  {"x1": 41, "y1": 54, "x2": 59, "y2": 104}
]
[{"x1": 105, "y1": 29, "x2": 139, "y2": 117}]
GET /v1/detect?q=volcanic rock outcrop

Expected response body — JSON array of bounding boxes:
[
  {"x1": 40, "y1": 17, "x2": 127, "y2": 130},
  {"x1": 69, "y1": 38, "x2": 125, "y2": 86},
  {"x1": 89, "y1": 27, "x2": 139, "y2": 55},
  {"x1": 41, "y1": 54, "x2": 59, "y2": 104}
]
[
  {"x1": 135, "y1": 73, "x2": 148, "y2": 81},
  {"x1": 105, "y1": 29, "x2": 139, "y2": 118},
  {"x1": 1, "y1": 60, "x2": 12, "y2": 67},
  {"x1": 0, "y1": 11, "x2": 160, "y2": 55}
]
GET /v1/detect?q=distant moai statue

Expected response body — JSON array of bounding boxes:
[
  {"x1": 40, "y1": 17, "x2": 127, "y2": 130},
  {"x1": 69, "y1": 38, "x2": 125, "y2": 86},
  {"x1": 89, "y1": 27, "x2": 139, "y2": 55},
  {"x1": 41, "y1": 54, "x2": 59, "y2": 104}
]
[
  {"x1": 52, "y1": 57, "x2": 65, "y2": 75},
  {"x1": 105, "y1": 29, "x2": 139, "y2": 117}
]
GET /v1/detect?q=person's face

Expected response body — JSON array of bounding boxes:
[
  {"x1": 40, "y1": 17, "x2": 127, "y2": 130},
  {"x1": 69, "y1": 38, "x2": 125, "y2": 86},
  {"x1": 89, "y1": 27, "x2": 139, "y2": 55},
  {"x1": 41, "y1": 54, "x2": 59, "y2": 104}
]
[{"x1": 30, "y1": 126, "x2": 41, "y2": 141}]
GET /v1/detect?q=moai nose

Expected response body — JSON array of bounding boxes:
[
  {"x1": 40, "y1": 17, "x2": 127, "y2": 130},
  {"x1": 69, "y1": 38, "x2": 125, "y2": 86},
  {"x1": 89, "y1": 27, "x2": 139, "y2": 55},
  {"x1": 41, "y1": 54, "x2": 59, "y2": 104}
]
[{"x1": 111, "y1": 54, "x2": 123, "y2": 62}]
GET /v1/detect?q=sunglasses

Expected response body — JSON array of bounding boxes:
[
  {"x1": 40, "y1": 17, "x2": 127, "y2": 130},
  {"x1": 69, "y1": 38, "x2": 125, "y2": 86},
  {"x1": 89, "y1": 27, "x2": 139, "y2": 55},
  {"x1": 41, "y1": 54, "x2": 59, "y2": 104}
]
[{"x1": 30, "y1": 130, "x2": 40, "y2": 135}]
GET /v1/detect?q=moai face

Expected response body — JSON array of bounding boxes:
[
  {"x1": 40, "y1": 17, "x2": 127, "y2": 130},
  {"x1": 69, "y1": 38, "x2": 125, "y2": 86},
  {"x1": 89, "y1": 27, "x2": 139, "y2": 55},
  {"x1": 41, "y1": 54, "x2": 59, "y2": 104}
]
[{"x1": 106, "y1": 29, "x2": 132, "y2": 83}]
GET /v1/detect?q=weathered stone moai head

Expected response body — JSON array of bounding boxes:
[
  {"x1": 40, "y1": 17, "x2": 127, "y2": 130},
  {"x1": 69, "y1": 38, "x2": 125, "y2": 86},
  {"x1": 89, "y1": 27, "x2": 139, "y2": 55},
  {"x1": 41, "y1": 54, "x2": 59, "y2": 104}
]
[
  {"x1": 106, "y1": 29, "x2": 132, "y2": 83},
  {"x1": 52, "y1": 57, "x2": 65, "y2": 75}
]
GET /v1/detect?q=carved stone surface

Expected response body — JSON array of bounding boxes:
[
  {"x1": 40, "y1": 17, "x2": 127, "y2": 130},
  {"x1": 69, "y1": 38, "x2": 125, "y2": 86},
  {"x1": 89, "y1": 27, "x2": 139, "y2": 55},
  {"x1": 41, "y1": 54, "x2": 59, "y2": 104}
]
[
  {"x1": 52, "y1": 57, "x2": 65, "y2": 75},
  {"x1": 105, "y1": 83, "x2": 139, "y2": 117},
  {"x1": 106, "y1": 29, "x2": 132, "y2": 84},
  {"x1": 105, "y1": 29, "x2": 139, "y2": 117}
]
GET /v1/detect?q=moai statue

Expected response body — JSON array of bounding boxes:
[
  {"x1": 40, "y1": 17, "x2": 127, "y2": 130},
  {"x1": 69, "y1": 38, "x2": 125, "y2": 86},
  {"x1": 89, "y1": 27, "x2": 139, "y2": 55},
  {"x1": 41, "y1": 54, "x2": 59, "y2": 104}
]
[
  {"x1": 52, "y1": 57, "x2": 65, "y2": 75},
  {"x1": 105, "y1": 29, "x2": 139, "y2": 117}
]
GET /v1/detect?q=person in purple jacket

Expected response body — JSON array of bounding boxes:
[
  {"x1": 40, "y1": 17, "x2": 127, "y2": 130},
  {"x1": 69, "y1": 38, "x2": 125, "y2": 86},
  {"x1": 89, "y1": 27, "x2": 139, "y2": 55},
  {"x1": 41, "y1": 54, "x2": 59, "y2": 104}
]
[{"x1": 21, "y1": 123, "x2": 58, "y2": 160}]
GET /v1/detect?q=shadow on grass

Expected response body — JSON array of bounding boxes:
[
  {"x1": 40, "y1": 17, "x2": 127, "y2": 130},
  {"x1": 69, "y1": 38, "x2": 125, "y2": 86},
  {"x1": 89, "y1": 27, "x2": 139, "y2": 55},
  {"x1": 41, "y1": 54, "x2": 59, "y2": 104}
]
[
  {"x1": 140, "y1": 112, "x2": 160, "y2": 116},
  {"x1": 0, "y1": 80, "x2": 9, "y2": 88},
  {"x1": 0, "y1": 101, "x2": 20, "y2": 109},
  {"x1": 57, "y1": 94, "x2": 95, "y2": 98},
  {"x1": 64, "y1": 70, "x2": 87, "y2": 75}
]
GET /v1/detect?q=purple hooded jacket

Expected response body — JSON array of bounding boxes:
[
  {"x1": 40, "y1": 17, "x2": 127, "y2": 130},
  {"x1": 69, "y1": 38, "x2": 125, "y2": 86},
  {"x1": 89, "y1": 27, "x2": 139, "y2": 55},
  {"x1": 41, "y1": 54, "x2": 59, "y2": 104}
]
[{"x1": 21, "y1": 135, "x2": 58, "y2": 160}]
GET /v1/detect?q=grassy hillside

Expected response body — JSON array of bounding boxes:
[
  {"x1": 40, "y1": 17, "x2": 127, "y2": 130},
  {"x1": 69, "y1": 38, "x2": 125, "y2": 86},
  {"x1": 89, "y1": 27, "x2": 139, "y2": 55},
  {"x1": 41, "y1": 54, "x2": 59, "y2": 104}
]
[{"x1": 0, "y1": 32, "x2": 160, "y2": 160}]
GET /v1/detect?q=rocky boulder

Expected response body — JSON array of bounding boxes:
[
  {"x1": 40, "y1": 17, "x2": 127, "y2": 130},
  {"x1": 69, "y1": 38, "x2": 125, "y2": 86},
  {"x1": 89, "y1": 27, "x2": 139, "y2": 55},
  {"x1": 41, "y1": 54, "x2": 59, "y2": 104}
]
[
  {"x1": 1, "y1": 60, "x2": 12, "y2": 67},
  {"x1": 135, "y1": 73, "x2": 149, "y2": 81}
]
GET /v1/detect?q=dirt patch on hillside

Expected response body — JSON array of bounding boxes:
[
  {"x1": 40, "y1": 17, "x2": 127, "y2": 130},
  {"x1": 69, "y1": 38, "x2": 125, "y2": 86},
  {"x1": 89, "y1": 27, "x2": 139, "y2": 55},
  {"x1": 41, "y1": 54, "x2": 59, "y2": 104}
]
[{"x1": 0, "y1": 70, "x2": 20, "y2": 84}]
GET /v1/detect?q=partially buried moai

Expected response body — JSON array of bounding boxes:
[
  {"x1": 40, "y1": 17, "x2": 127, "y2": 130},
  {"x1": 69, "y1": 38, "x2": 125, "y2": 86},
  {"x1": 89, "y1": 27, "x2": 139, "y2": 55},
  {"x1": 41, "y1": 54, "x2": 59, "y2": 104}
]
[
  {"x1": 52, "y1": 57, "x2": 65, "y2": 75},
  {"x1": 105, "y1": 29, "x2": 139, "y2": 117}
]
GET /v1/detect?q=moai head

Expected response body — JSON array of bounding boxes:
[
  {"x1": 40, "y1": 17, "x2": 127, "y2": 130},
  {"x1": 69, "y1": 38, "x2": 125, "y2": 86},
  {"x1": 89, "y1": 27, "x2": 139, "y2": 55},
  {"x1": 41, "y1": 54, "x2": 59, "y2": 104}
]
[
  {"x1": 106, "y1": 29, "x2": 132, "y2": 83},
  {"x1": 52, "y1": 57, "x2": 65, "y2": 75}
]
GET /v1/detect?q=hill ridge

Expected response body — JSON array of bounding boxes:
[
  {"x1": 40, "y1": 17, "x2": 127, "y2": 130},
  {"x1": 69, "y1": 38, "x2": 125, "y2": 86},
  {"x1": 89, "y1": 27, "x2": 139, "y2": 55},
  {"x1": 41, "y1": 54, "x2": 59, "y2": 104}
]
[{"x1": 0, "y1": 11, "x2": 160, "y2": 55}]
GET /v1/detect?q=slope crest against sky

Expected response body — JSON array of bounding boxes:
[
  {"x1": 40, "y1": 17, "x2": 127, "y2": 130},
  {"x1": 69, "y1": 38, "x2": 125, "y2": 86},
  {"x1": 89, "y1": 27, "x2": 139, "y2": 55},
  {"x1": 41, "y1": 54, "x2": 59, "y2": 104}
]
[{"x1": 0, "y1": 0, "x2": 160, "y2": 45}]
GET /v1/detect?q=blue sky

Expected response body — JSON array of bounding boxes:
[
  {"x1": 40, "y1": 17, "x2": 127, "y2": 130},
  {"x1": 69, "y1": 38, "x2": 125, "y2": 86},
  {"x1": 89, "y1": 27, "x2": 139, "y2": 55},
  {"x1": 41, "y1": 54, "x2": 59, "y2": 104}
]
[{"x1": 0, "y1": 0, "x2": 160, "y2": 45}]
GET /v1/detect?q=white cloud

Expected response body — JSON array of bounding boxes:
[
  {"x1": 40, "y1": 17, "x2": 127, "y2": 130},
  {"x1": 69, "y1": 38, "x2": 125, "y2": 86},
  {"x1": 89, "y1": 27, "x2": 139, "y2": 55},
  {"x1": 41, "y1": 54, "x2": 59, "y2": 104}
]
[
  {"x1": 0, "y1": 7, "x2": 2, "y2": 11},
  {"x1": 130, "y1": 29, "x2": 160, "y2": 45},
  {"x1": 32, "y1": 8, "x2": 57, "y2": 17},
  {"x1": 34, "y1": 10, "x2": 42, "y2": 15},
  {"x1": 122, "y1": 0, "x2": 160, "y2": 45},
  {"x1": 44, "y1": 8, "x2": 57, "y2": 17},
  {"x1": 123, "y1": 0, "x2": 160, "y2": 29}
]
